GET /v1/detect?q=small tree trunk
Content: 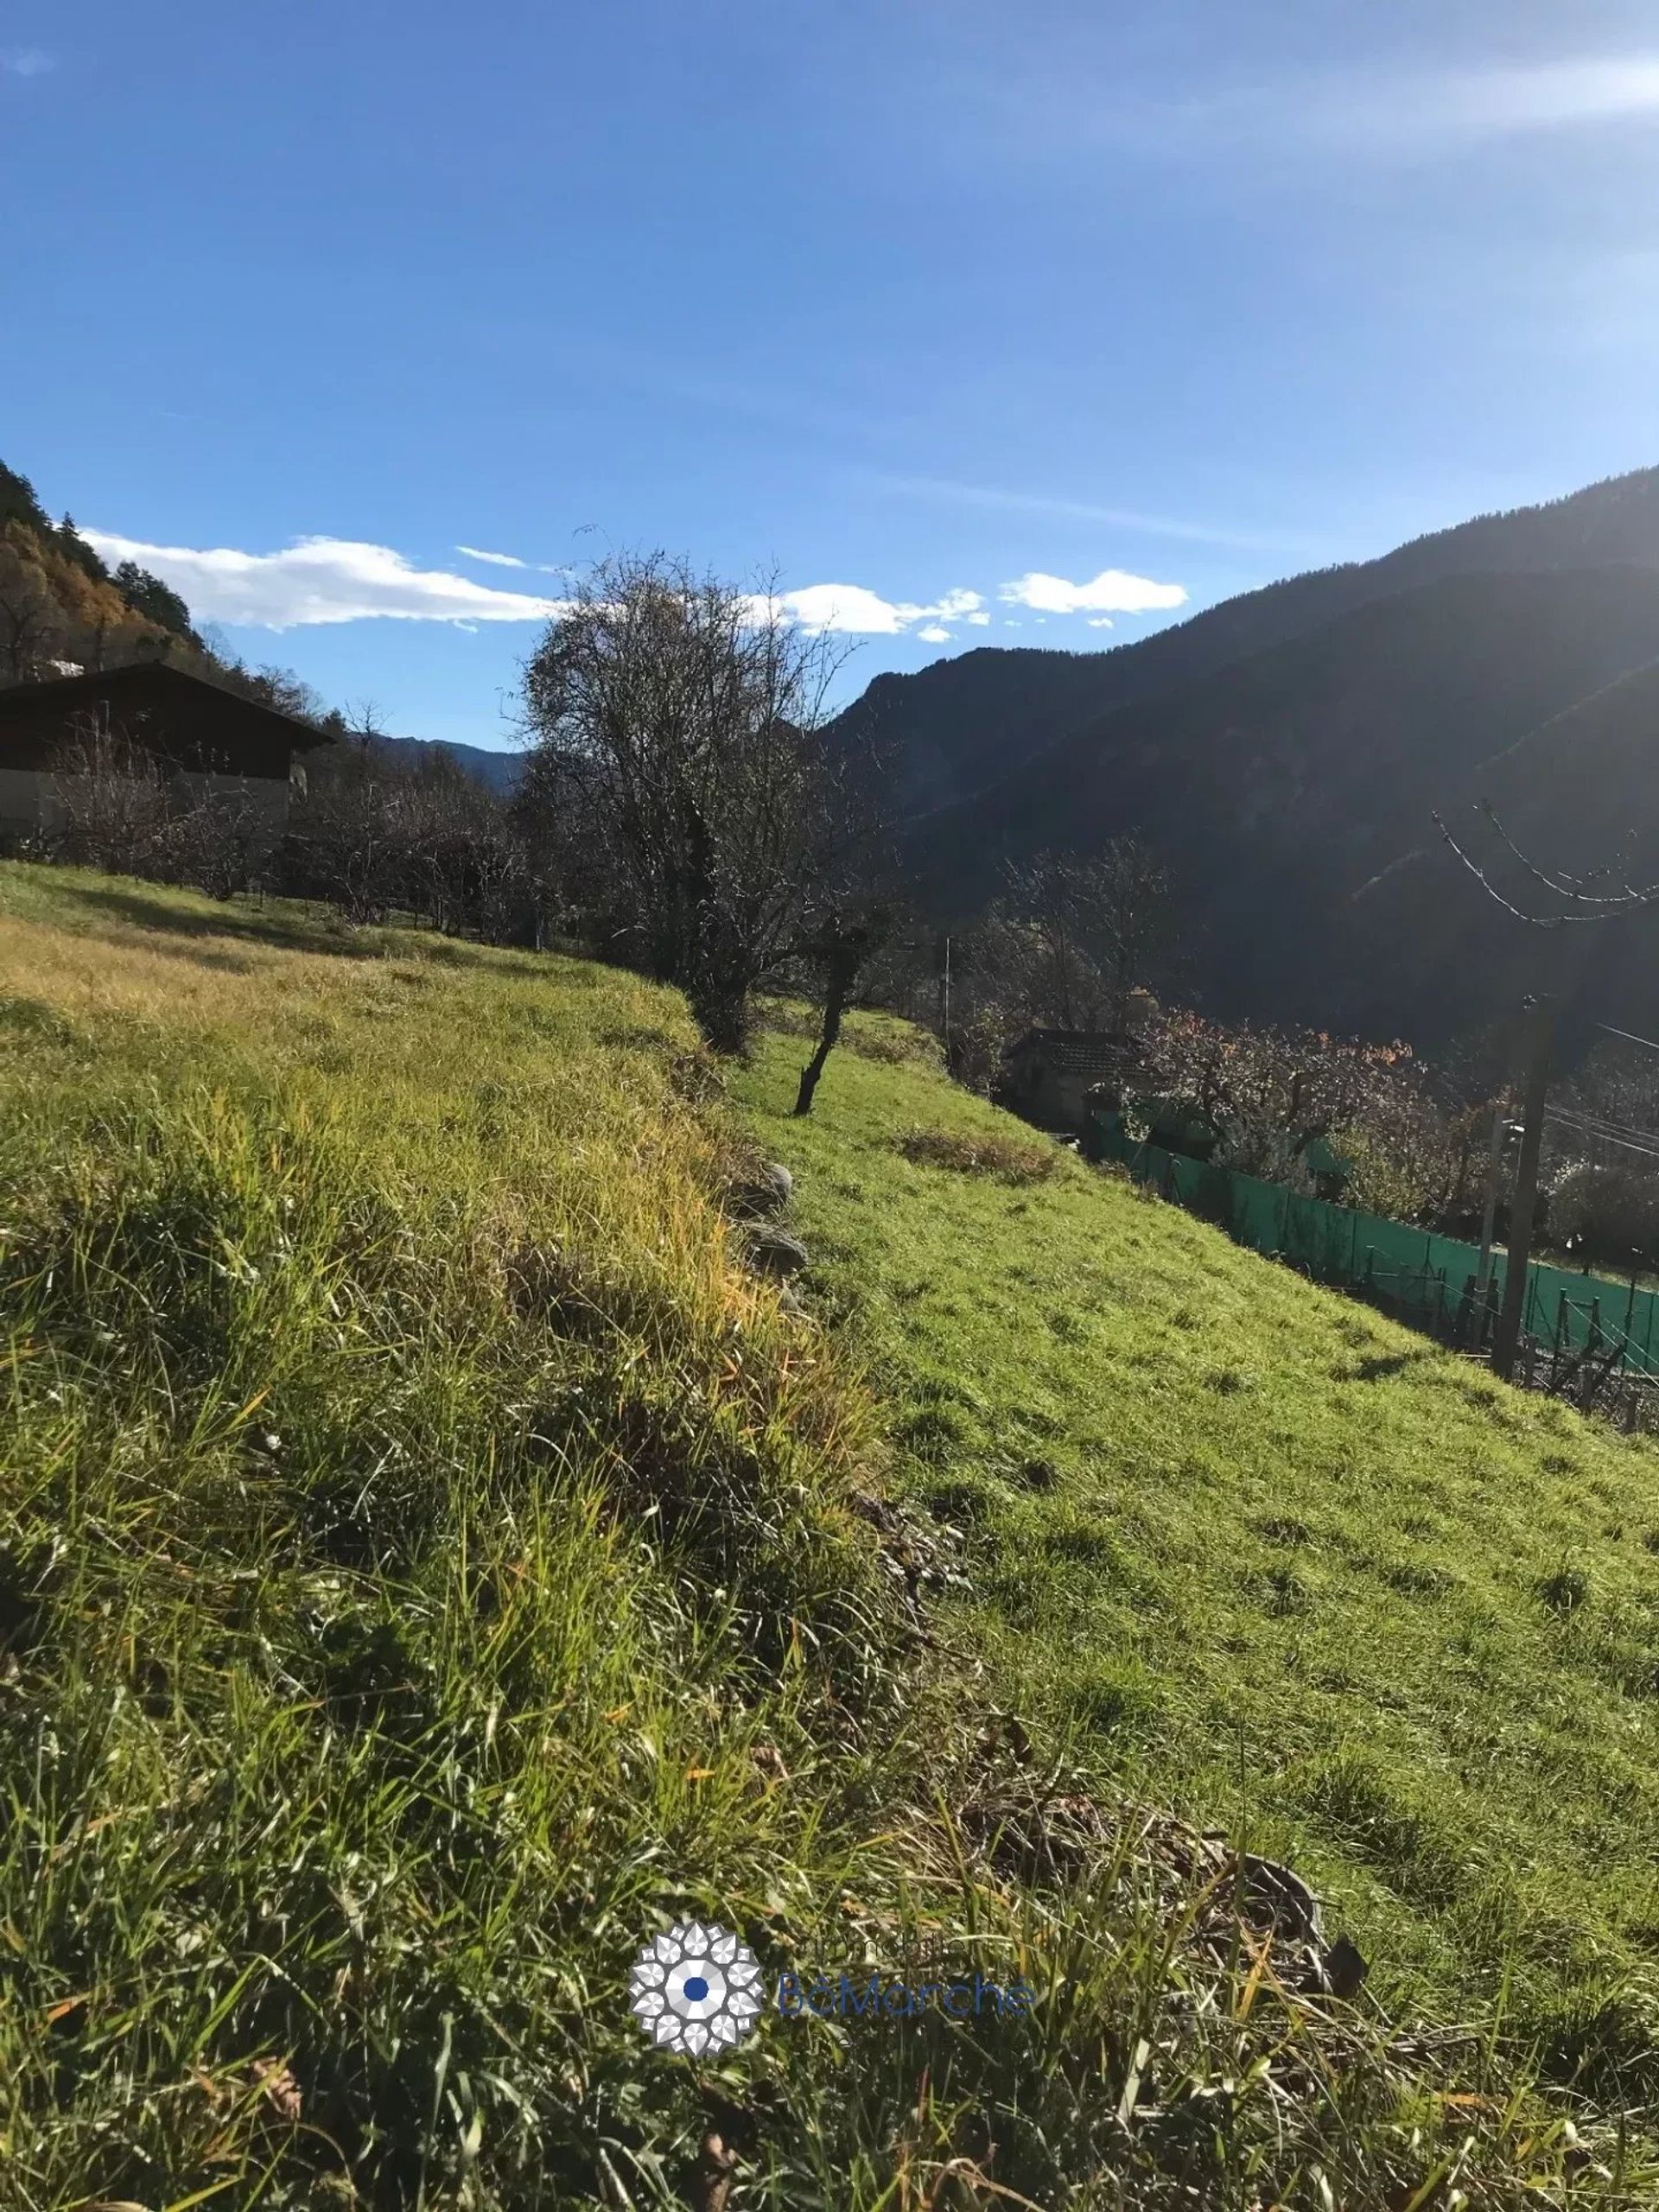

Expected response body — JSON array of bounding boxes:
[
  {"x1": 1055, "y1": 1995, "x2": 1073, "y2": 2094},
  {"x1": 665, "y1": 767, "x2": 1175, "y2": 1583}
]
[
  {"x1": 692, "y1": 978, "x2": 752, "y2": 1057},
  {"x1": 795, "y1": 946, "x2": 862, "y2": 1116}
]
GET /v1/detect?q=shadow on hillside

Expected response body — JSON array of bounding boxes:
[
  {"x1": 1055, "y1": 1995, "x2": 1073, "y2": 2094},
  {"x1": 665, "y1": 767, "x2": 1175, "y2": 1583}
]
[
  {"x1": 411, "y1": 935, "x2": 573, "y2": 979},
  {"x1": 47, "y1": 880, "x2": 586, "y2": 982},
  {"x1": 56, "y1": 883, "x2": 383, "y2": 960}
]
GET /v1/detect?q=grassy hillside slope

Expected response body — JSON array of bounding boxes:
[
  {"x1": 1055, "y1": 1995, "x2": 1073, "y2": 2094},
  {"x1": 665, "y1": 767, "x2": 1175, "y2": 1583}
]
[
  {"x1": 737, "y1": 1011, "x2": 1659, "y2": 2084},
  {"x1": 0, "y1": 866, "x2": 1643, "y2": 2209}
]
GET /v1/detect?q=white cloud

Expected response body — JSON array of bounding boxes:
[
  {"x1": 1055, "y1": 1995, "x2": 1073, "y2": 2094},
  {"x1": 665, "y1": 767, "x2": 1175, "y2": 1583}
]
[
  {"x1": 1000, "y1": 568, "x2": 1187, "y2": 617},
  {"x1": 1087, "y1": 616, "x2": 1115, "y2": 630},
  {"x1": 1, "y1": 48, "x2": 54, "y2": 76},
  {"x1": 455, "y1": 543, "x2": 530, "y2": 569},
  {"x1": 80, "y1": 530, "x2": 569, "y2": 630},
  {"x1": 746, "y1": 582, "x2": 985, "y2": 637},
  {"x1": 916, "y1": 625, "x2": 952, "y2": 645},
  {"x1": 964, "y1": 611, "x2": 992, "y2": 626}
]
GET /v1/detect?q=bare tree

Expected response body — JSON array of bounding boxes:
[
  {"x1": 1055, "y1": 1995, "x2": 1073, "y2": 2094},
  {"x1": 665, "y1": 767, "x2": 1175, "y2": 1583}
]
[
  {"x1": 48, "y1": 712, "x2": 264, "y2": 893},
  {"x1": 49, "y1": 714, "x2": 177, "y2": 870},
  {"x1": 519, "y1": 553, "x2": 851, "y2": 1050},
  {"x1": 953, "y1": 840, "x2": 1180, "y2": 1075},
  {"x1": 279, "y1": 730, "x2": 538, "y2": 939}
]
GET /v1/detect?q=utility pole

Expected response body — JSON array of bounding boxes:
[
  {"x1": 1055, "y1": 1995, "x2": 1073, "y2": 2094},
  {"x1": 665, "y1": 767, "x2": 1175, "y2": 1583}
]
[
  {"x1": 1491, "y1": 995, "x2": 1558, "y2": 1384},
  {"x1": 1475, "y1": 1090, "x2": 1510, "y2": 1300}
]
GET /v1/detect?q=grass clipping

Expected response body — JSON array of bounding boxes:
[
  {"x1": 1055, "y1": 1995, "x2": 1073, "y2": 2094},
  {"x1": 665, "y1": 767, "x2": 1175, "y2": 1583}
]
[{"x1": 899, "y1": 1124, "x2": 1061, "y2": 1183}]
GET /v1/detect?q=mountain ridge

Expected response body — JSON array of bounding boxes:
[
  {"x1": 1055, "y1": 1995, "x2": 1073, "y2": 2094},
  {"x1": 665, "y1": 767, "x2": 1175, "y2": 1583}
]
[
  {"x1": 836, "y1": 465, "x2": 1659, "y2": 821},
  {"x1": 837, "y1": 466, "x2": 1659, "y2": 1047}
]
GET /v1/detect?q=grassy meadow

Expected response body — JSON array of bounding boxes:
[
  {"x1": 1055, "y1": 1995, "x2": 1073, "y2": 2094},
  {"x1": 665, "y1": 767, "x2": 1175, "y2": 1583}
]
[
  {"x1": 0, "y1": 863, "x2": 1650, "y2": 2209},
  {"x1": 737, "y1": 1008, "x2": 1659, "y2": 2082}
]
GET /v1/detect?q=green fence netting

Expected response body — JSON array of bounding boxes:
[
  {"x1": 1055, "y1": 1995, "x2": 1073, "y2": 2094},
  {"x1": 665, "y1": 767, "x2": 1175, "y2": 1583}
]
[{"x1": 1089, "y1": 1113, "x2": 1659, "y2": 1376}]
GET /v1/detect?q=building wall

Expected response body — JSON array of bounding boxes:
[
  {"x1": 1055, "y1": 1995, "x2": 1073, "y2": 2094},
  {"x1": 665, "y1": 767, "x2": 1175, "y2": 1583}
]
[
  {"x1": 0, "y1": 768, "x2": 49, "y2": 837},
  {"x1": 1002, "y1": 1060, "x2": 1092, "y2": 1132},
  {"x1": 0, "y1": 768, "x2": 293, "y2": 848}
]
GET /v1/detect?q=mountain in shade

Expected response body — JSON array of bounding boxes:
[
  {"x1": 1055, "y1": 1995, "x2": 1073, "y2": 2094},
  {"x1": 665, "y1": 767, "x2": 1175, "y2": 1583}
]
[
  {"x1": 836, "y1": 467, "x2": 1659, "y2": 1048},
  {"x1": 375, "y1": 735, "x2": 524, "y2": 793},
  {"x1": 835, "y1": 467, "x2": 1659, "y2": 821}
]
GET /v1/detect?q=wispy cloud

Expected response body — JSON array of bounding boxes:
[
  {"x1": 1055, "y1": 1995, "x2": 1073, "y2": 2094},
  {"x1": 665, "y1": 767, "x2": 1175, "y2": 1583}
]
[
  {"x1": 1, "y1": 47, "x2": 54, "y2": 77},
  {"x1": 1001, "y1": 569, "x2": 1187, "y2": 617},
  {"x1": 867, "y1": 469, "x2": 1309, "y2": 556},
  {"x1": 455, "y1": 543, "x2": 530, "y2": 569},
  {"x1": 1338, "y1": 52, "x2": 1659, "y2": 149},
  {"x1": 81, "y1": 530, "x2": 568, "y2": 630},
  {"x1": 1092, "y1": 51, "x2": 1659, "y2": 162}
]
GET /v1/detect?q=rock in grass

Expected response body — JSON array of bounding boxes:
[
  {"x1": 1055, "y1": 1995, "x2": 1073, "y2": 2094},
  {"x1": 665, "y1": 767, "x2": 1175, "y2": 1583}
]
[
  {"x1": 1319, "y1": 1934, "x2": 1370, "y2": 1999},
  {"x1": 734, "y1": 1160, "x2": 793, "y2": 1218},
  {"x1": 742, "y1": 1224, "x2": 810, "y2": 1279}
]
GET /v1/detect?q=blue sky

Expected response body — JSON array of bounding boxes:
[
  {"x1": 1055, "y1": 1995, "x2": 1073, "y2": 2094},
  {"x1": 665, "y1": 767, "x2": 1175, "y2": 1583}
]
[{"x1": 5, "y1": 0, "x2": 1659, "y2": 750}]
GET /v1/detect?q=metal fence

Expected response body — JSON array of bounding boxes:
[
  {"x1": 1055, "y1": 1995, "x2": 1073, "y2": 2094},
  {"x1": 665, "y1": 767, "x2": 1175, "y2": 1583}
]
[{"x1": 1088, "y1": 1112, "x2": 1659, "y2": 1381}]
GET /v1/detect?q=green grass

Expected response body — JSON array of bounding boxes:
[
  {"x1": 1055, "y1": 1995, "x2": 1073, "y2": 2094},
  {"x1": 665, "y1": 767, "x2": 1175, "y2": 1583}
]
[
  {"x1": 736, "y1": 1007, "x2": 1659, "y2": 2088},
  {"x1": 0, "y1": 867, "x2": 1648, "y2": 2209}
]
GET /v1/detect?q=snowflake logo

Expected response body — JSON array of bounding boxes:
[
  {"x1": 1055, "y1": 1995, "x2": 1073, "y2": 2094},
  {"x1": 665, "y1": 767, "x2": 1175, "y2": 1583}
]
[{"x1": 628, "y1": 1919, "x2": 765, "y2": 2056}]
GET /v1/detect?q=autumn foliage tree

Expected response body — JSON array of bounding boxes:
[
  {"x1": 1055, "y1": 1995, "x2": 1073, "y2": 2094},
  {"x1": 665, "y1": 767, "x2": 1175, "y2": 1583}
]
[{"x1": 1138, "y1": 1008, "x2": 1488, "y2": 1220}]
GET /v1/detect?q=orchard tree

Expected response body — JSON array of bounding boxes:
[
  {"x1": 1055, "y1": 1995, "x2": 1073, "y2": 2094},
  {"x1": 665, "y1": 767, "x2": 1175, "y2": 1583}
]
[{"x1": 519, "y1": 553, "x2": 854, "y2": 1052}]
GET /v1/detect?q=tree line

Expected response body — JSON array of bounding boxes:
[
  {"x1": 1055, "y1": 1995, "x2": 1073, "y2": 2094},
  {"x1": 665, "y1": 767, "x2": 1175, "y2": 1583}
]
[{"x1": 17, "y1": 535, "x2": 1659, "y2": 1261}]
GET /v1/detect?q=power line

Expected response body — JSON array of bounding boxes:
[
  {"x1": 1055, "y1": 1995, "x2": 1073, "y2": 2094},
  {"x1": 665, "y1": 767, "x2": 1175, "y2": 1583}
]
[
  {"x1": 1545, "y1": 1106, "x2": 1659, "y2": 1166},
  {"x1": 1597, "y1": 1021, "x2": 1659, "y2": 1057},
  {"x1": 1548, "y1": 1103, "x2": 1659, "y2": 1147}
]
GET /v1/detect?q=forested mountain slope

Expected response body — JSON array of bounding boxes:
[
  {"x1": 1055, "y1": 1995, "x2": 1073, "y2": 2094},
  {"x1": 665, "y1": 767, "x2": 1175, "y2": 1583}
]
[
  {"x1": 909, "y1": 563, "x2": 1659, "y2": 1039},
  {"x1": 833, "y1": 465, "x2": 1659, "y2": 820}
]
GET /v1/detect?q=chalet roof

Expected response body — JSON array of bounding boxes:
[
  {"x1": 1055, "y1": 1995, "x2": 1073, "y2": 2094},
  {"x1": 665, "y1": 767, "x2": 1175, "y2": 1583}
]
[
  {"x1": 0, "y1": 662, "x2": 333, "y2": 751},
  {"x1": 1003, "y1": 1027, "x2": 1153, "y2": 1080}
]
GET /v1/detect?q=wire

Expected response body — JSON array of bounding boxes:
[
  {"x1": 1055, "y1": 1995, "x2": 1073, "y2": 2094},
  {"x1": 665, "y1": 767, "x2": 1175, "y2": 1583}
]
[
  {"x1": 1598, "y1": 1021, "x2": 1659, "y2": 1056},
  {"x1": 1549, "y1": 1103, "x2": 1659, "y2": 1147},
  {"x1": 1544, "y1": 1107, "x2": 1659, "y2": 1166},
  {"x1": 1551, "y1": 1098, "x2": 1659, "y2": 1146}
]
